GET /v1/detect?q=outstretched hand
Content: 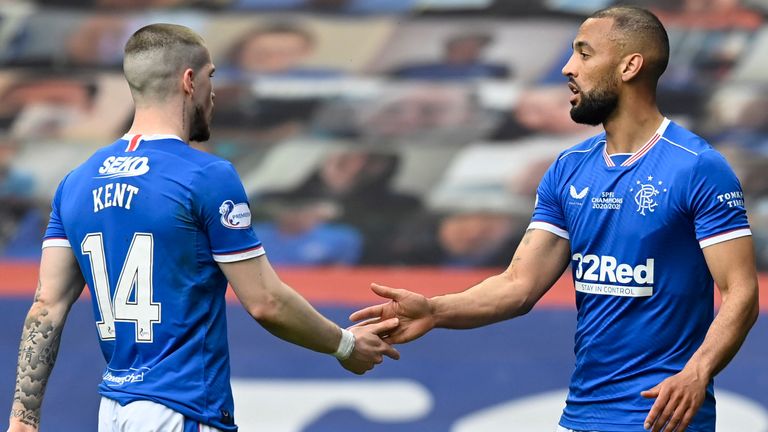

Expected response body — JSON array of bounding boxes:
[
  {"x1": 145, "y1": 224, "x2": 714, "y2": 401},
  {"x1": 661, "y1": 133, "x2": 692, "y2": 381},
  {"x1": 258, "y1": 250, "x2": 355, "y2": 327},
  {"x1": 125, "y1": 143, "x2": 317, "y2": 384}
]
[
  {"x1": 339, "y1": 317, "x2": 400, "y2": 375},
  {"x1": 349, "y1": 283, "x2": 435, "y2": 344}
]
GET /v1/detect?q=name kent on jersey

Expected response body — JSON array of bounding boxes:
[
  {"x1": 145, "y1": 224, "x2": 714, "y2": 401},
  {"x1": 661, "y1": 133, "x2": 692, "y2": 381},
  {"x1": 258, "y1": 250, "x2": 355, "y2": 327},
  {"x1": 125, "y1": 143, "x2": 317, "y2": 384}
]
[{"x1": 92, "y1": 155, "x2": 147, "y2": 213}]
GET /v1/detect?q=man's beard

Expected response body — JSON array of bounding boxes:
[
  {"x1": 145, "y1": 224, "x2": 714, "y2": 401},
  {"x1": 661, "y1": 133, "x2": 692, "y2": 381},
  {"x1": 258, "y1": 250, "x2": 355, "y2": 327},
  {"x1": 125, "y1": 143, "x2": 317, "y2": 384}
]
[
  {"x1": 189, "y1": 103, "x2": 211, "y2": 142},
  {"x1": 569, "y1": 79, "x2": 619, "y2": 126}
]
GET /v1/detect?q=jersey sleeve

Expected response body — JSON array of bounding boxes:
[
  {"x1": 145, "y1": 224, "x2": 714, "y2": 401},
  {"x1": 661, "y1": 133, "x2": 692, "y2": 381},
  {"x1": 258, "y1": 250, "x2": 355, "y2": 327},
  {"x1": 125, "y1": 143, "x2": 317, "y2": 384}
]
[
  {"x1": 528, "y1": 159, "x2": 569, "y2": 239},
  {"x1": 42, "y1": 174, "x2": 71, "y2": 248},
  {"x1": 191, "y1": 160, "x2": 265, "y2": 263},
  {"x1": 688, "y1": 150, "x2": 751, "y2": 248}
]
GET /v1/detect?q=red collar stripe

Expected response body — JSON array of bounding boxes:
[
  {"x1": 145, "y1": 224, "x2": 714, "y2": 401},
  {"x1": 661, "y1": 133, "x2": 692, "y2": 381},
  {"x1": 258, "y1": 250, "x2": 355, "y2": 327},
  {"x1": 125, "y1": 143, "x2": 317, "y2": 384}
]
[
  {"x1": 602, "y1": 146, "x2": 615, "y2": 167},
  {"x1": 126, "y1": 134, "x2": 142, "y2": 152},
  {"x1": 621, "y1": 133, "x2": 661, "y2": 167}
]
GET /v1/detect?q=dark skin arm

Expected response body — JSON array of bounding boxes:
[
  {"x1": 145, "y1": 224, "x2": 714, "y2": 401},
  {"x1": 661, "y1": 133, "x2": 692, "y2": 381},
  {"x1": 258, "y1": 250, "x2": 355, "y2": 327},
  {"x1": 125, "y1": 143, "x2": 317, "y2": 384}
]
[
  {"x1": 641, "y1": 236, "x2": 759, "y2": 432},
  {"x1": 350, "y1": 229, "x2": 571, "y2": 342}
]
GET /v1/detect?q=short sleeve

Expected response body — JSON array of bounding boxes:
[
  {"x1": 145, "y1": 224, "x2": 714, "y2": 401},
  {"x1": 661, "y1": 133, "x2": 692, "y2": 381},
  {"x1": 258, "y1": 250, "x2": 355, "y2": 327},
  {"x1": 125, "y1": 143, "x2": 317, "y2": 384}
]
[
  {"x1": 688, "y1": 150, "x2": 751, "y2": 248},
  {"x1": 528, "y1": 160, "x2": 569, "y2": 239},
  {"x1": 42, "y1": 175, "x2": 71, "y2": 249},
  {"x1": 191, "y1": 161, "x2": 264, "y2": 262}
]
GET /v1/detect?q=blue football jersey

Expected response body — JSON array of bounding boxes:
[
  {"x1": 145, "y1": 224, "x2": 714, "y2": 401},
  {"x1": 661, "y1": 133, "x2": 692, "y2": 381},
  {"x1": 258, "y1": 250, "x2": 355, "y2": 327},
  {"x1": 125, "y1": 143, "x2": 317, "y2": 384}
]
[
  {"x1": 530, "y1": 118, "x2": 751, "y2": 431},
  {"x1": 43, "y1": 134, "x2": 265, "y2": 431}
]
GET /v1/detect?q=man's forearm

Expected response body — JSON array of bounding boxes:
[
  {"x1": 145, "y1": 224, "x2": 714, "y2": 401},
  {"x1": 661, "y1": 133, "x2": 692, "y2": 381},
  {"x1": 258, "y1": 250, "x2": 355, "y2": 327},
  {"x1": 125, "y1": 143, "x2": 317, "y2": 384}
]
[
  {"x1": 9, "y1": 302, "x2": 66, "y2": 429},
  {"x1": 430, "y1": 229, "x2": 571, "y2": 330},
  {"x1": 255, "y1": 282, "x2": 341, "y2": 354},
  {"x1": 430, "y1": 273, "x2": 531, "y2": 330},
  {"x1": 685, "y1": 286, "x2": 759, "y2": 379}
]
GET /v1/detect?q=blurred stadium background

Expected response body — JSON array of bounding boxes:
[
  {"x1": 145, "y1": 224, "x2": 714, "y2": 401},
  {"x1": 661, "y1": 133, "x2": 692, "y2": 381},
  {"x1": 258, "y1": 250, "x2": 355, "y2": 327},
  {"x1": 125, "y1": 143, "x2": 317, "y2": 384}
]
[{"x1": 0, "y1": 0, "x2": 766, "y2": 430}]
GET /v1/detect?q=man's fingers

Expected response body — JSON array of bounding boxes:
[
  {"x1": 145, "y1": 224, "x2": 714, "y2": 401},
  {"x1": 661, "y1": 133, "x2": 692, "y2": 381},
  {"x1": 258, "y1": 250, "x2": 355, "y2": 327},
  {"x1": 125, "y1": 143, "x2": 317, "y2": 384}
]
[
  {"x1": 645, "y1": 400, "x2": 665, "y2": 431},
  {"x1": 644, "y1": 386, "x2": 668, "y2": 430},
  {"x1": 650, "y1": 390, "x2": 683, "y2": 432},
  {"x1": 371, "y1": 283, "x2": 407, "y2": 301},
  {"x1": 367, "y1": 317, "x2": 400, "y2": 335},
  {"x1": 666, "y1": 407, "x2": 685, "y2": 432},
  {"x1": 382, "y1": 343, "x2": 400, "y2": 360},
  {"x1": 669, "y1": 396, "x2": 697, "y2": 432},
  {"x1": 349, "y1": 304, "x2": 384, "y2": 322},
  {"x1": 349, "y1": 283, "x2": 413, "y2": 322},
  {"x1": 347, "y1": 317, "x2": 382, "y2": 328},
  {"x1": 651, "y1": 405, "x2": 672, "y2": 432},
  {"x1": 640, "y1": 384, "x2": 660, "y2": 399},
  {"x1": 675, "y1": 409, "x2": 695, "y2": 432},
  {"x1": 652, "y1": 400, "x2": 679, "y2": 432},
  {"x1": 383, "y1": 334, "x2": 407, "y2": 344}
]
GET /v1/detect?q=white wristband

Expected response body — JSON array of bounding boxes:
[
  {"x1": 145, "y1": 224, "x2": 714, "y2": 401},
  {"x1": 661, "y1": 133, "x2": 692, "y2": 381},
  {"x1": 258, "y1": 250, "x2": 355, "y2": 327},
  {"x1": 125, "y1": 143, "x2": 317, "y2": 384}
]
[{"x1": 333, "y1": 328, "x2": 355, "y2": 360}]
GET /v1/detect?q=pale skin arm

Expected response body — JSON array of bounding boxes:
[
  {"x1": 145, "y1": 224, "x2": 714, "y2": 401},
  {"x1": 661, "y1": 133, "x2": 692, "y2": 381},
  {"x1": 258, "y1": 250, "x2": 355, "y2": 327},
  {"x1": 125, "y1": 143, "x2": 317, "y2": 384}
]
[
  {"x1": 350, "y1": 228, "x2": 571, "y2": 343},
  {"x1": 8, "y1": 247, "x2": 85, "y2": 432},
  {"x1": 641, "y1": 236, "x2": 759, "y2": 432},
  {"x1": 218, "y1": 255, "x2": 399, "y2": 375}
]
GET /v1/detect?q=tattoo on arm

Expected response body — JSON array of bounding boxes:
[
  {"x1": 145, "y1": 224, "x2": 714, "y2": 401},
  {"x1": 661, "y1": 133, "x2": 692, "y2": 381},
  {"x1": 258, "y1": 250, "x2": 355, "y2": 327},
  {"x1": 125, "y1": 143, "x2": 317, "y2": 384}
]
[{"x1": 10, "y1": 307, "x2": 64, "y2": 428}]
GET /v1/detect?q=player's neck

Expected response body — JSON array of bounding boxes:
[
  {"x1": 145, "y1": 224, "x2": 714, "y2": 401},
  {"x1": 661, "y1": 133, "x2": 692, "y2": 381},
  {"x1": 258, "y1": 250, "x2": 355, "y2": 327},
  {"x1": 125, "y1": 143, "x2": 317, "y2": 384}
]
[
  {"x1": 602, "y1": 105, "x2": 664, "y2": 155},
  {"x1": 127, "y1": 106, "x2": 189, "y2": 143}
]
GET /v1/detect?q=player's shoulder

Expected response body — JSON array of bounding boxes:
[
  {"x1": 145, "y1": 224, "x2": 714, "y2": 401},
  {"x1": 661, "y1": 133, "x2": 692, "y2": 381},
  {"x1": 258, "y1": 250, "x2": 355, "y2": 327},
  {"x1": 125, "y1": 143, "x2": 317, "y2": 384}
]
[
  {"x1": 67, "y1": 138, "x2": 127, "y2": 177},
  {"x1": 554, "y1": 131, "x2": 606, "y2": 164},
  {"x1": 658, "y1": 121, "x2": 714, "y2": 157},
  {"x1": 658, "y1": 121, "x2": 731, "y2": 170},
  {"x1": 175, "y1": 144, "x2": 232, "y2": 170},
  {"x1": 127, "y1": 135, "x2": 230, "y2": 169}
]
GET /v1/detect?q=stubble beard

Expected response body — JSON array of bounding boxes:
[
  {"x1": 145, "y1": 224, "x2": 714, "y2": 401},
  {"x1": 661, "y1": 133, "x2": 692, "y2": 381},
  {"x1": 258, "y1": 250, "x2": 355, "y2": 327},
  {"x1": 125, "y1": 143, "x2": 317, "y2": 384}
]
[{"x1": 189, "y1": 103, "x2": 211, "y2": 142}]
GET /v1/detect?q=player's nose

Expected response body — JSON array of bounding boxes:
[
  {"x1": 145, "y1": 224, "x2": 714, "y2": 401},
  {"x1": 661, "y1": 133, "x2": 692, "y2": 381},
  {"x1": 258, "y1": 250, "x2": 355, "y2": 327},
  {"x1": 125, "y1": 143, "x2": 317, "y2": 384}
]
[{"x1": 562, "y1": 53, "x2": 577, "y2": 77}]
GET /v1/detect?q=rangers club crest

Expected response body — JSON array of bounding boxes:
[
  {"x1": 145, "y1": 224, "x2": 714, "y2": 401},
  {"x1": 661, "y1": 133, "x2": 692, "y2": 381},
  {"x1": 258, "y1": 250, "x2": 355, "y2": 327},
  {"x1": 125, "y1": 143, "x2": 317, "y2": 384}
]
[{"x1": 630, "y1": 176, "x2": 667, "y2": 216}]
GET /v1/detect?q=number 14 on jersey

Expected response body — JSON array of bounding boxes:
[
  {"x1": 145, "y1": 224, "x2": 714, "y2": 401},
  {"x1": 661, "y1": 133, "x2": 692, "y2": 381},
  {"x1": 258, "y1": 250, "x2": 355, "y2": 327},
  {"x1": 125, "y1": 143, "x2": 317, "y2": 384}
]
[{"x1": 81, "y1": 233, "x2": 162, "y2": 343}]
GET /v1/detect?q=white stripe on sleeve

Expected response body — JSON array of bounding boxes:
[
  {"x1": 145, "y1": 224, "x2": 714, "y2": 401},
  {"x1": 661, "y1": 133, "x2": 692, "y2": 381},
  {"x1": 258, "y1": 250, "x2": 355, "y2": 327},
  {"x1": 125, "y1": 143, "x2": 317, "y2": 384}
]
[
  {"x1": 212, "y1": 246, "x2": 266, "y2": 263},
  {"x1": 699, "y1": 228, "x2": 752, "y2": 249},
  {"x1": 528, "y1": 221, "x2": 570, "y2": 240},
  {"x1": 42, "y1": 238, "x2": 71, "y2": 249}
]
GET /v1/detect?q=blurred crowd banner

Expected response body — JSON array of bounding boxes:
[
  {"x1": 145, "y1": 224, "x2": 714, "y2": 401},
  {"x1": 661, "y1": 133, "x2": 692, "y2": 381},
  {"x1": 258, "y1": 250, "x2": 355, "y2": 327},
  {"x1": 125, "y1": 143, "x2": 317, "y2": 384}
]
[{"x1": 1, "y1": 1, "x2": 768, "y2": 268}]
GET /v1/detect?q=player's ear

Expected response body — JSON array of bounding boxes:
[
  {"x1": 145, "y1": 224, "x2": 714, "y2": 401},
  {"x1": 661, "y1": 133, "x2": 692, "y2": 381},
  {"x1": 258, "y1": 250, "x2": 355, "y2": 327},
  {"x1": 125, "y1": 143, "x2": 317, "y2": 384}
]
[
  {"x1": 182, "y1": 68, "x2": 195, "y2": 96},
  {"x1": 619, "y1": 52, "x2": 643, "y2": 82}
]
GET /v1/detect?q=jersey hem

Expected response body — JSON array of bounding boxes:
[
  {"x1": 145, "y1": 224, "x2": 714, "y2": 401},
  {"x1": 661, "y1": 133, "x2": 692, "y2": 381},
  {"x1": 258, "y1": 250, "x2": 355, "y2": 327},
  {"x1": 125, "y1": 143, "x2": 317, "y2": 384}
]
[
  {"x1": 99, "y1": 393, "x2": 237, "y2": 432},
  {"x1": 212, "y1": 245, "x2": 265, "y2": 263},
  {"x1": 699, "y1": 227, "x2": 751, "y2": 248},
  {"x1": 559, "y1": 419, "x2": 711, "y2": 432},
  {"x1": 528, "y1": 221, "x2": 570, "y2": 240},
  {"x1": 42, "y1": 238, "x2": 71, "y2": 248}
]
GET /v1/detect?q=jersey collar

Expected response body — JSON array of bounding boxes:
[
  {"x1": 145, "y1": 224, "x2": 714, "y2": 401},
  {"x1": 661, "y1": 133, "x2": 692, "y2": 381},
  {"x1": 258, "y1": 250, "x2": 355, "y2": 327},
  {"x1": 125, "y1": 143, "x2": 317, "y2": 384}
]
[
  {"x1": 121, "y1": 134, "x2": 185, "y2": 152},
  {"x1": 602, "y1": 117, "x2": 670, "y2": 167}
]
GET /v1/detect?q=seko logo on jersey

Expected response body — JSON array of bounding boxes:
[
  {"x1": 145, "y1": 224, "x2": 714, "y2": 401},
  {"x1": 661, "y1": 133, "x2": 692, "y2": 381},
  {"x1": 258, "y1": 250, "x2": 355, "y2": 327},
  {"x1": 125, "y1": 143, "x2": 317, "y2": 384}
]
[
  {"x1": 92, "y1": 156, "x2": 146, "y2": 213},
  {"x1": 96, "y1": 156, "x2": 150, "y2": 179},
  {"x1": 572, "y1": 253, "x2": 654, "y2": 297},
  {"x1": 219, "y1": 200, "x2": 252, "y2": 229}
]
